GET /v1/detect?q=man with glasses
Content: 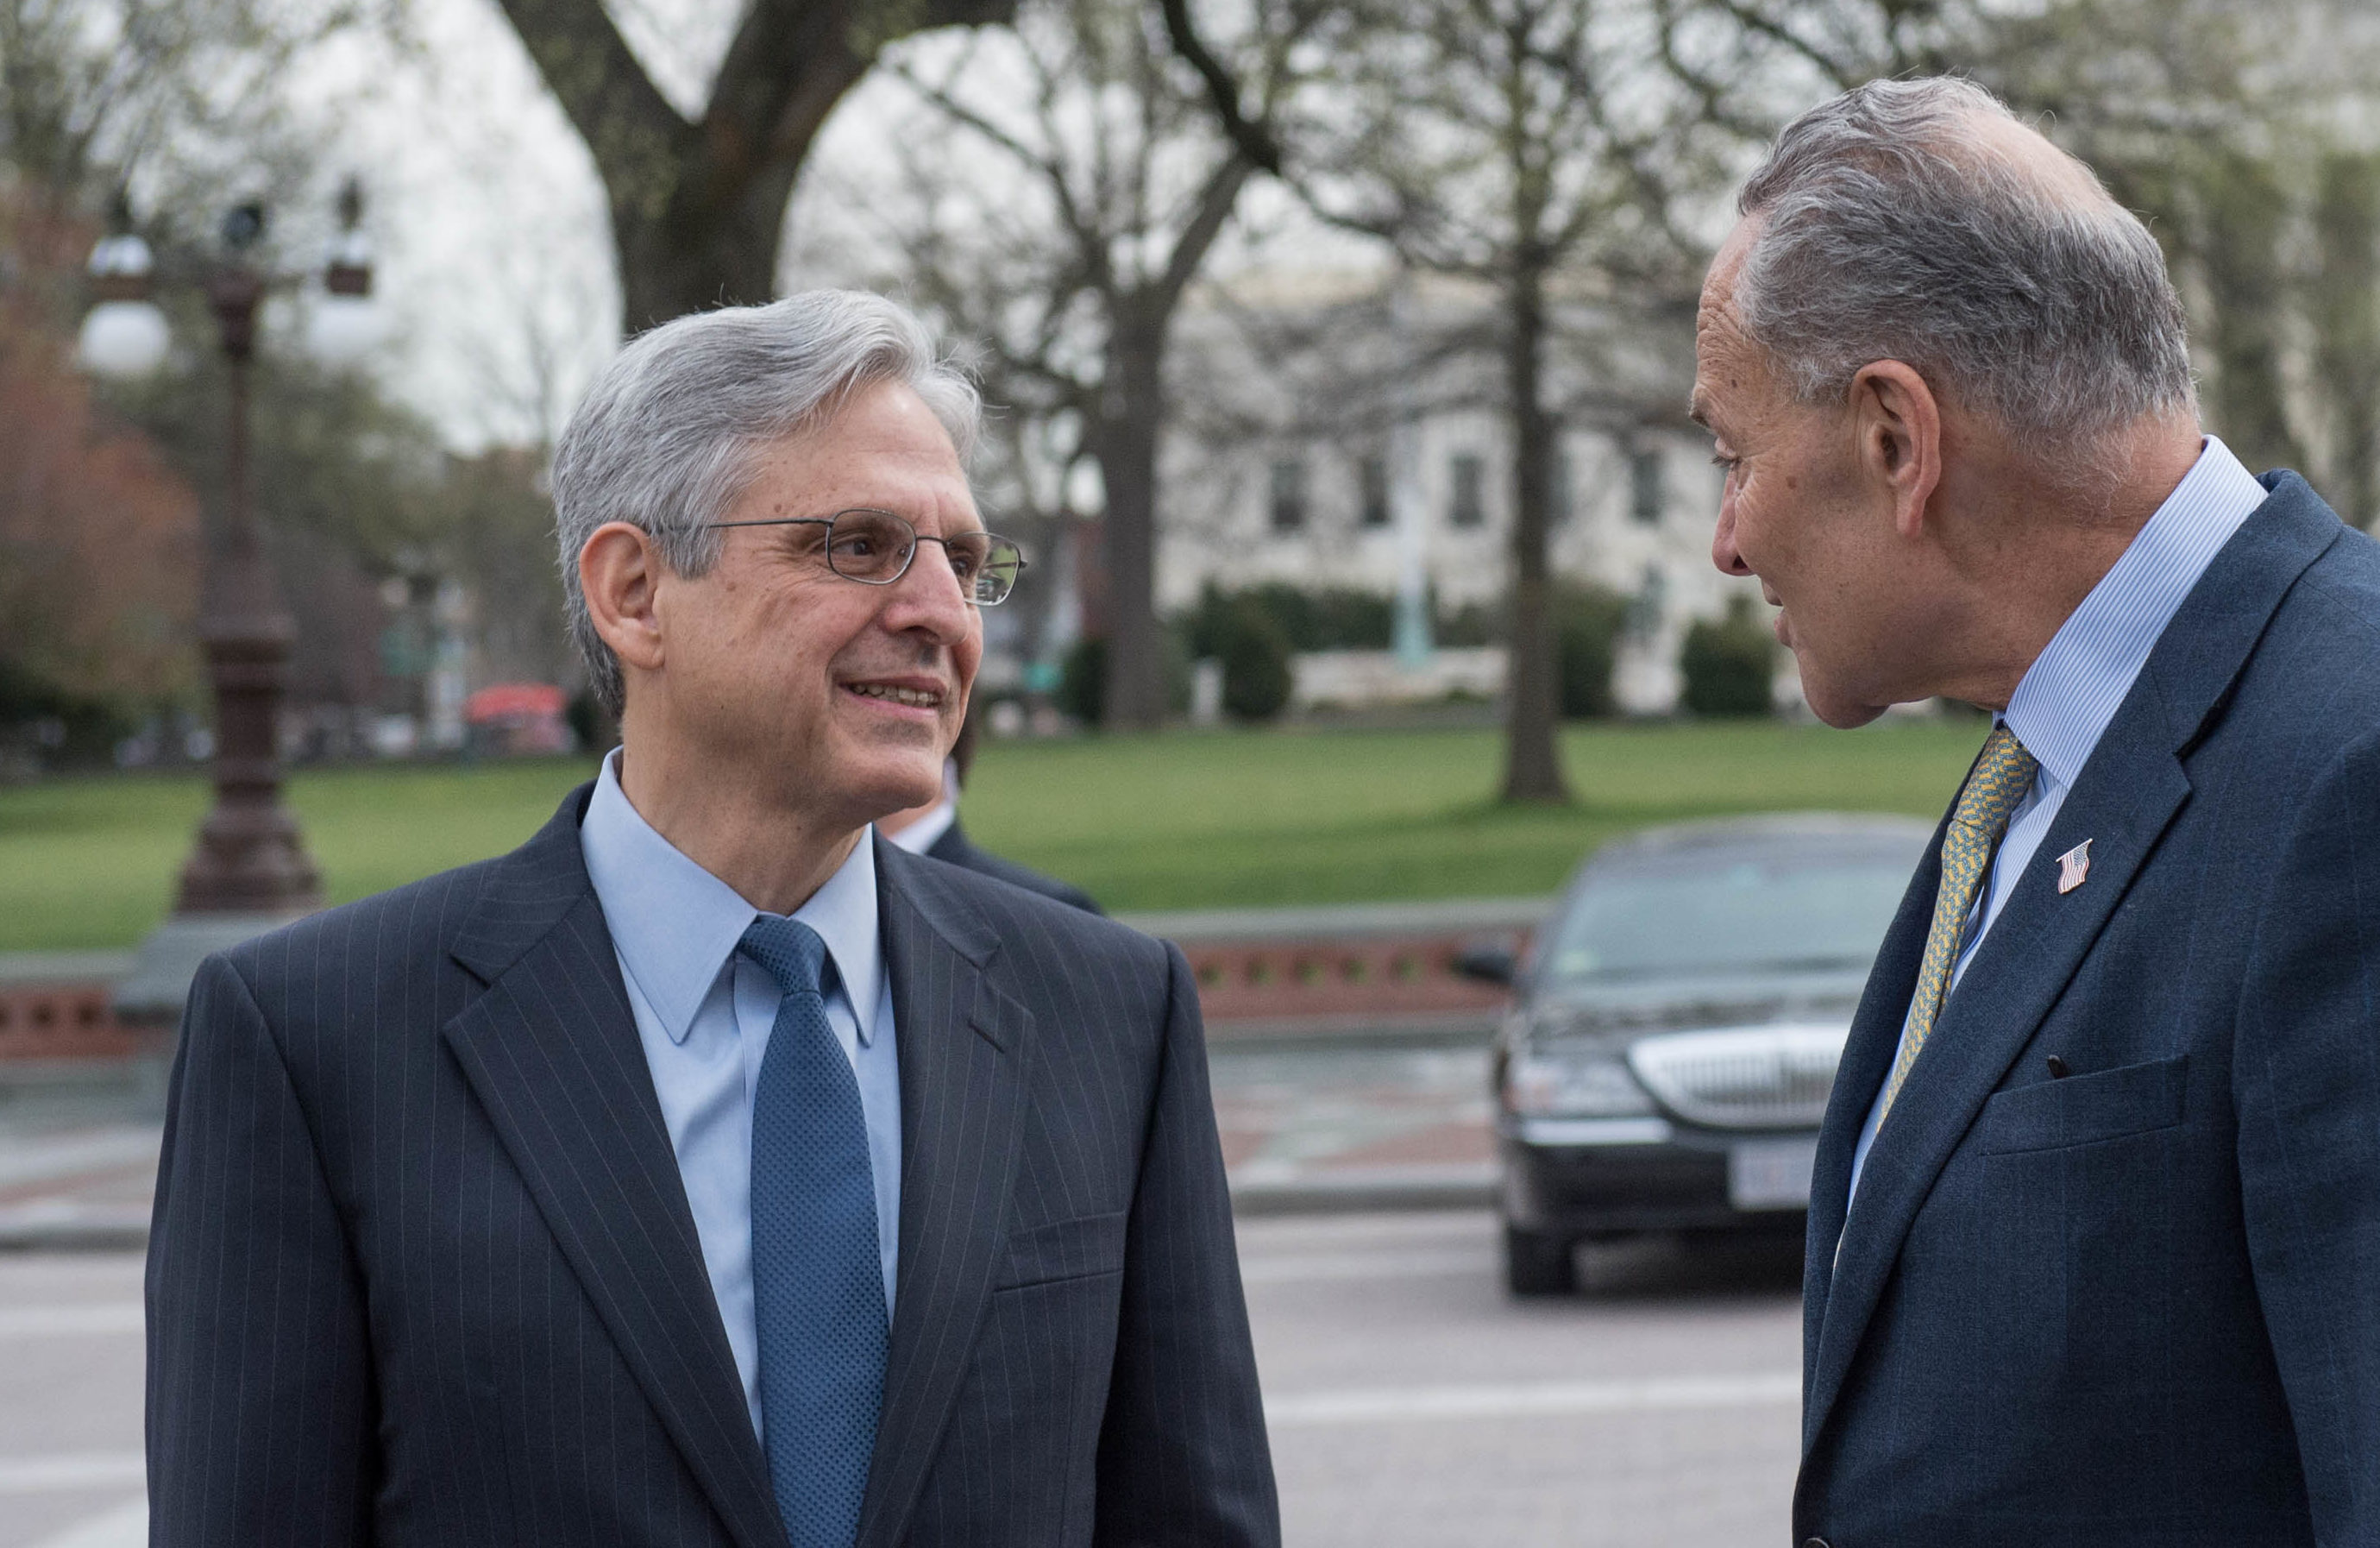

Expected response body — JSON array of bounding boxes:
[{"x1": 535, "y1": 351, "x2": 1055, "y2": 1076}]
[{"x1": 148, "y1": 292, "x2": 1278, "y2": 1548}]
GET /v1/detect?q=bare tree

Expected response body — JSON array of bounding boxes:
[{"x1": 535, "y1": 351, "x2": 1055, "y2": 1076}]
[
  {"x1": 1299, "y1": 0, "x2": 1702, "y2": 802},
  {"x1": 491, "y1": 0, "x2": 1015, "y2": 331},
  {"x1": 0, "y1": 0, "x2": 378, "y2": 239},
  {"x1": 2311, "y1": 149, "x2": 2380, "y2": 529},
  {"x1": 858, "y1": 0, "x2": 1322, "y2": 729}
]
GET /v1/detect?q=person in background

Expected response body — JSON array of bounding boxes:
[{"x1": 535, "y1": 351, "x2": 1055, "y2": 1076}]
[
  {"x1": 1694, "y1": 78, "x2": 2380, "y2": 1545},
  {"x1": 878, "y1": 708, "x2": 1102, "y2": 914}
]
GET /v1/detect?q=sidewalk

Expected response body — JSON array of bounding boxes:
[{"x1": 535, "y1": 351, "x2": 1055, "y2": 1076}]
[
  {"x1": 1212, "y1": 1042, "x2": 1495, "y2": 1213},
  {"x1": 0, "y1": 1120, "x2": 157, "y2": 1249},
  {"x1": 0, "y1": 1041, "x2": 1496, "y2": 1249}
]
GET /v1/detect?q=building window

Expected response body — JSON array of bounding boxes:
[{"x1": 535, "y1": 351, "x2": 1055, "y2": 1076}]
[
  {"x1": 1269, "y1": 457, "x2": 1307, "y2": 533},
  {"x1": 1449, "y1": 452, "x2": 1486, "y2": 528},
  {"x1": 1629, "y1": 446, "x2": 1664, "y2": 526},
  {"x1": 1359, "y1": 455, "x2": 1392, "y2": 529}
]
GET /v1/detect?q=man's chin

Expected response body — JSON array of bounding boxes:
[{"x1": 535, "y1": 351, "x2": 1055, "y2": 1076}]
[
  {"x1": 851, "y1": 760, "x2": 947, "y2": 826},
  {"x1": 1796, "y1": 670, "x2": 1891, "y2": 729}
]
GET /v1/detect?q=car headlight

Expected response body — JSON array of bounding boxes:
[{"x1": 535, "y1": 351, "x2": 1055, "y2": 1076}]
[{"x1": 1503, "y1": 1048, "x2": 1656, "y2": 1117}]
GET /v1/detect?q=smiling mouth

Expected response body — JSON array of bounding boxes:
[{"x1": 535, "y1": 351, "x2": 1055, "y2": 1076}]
[{"x1": 845, "y1": 682, "x2": 945, "y2": 709}]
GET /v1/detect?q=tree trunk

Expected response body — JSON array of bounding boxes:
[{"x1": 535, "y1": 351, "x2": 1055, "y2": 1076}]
[
  {"x1": 1499, "y1": 260, "x2": 1568, "y2": 804},
  {"x1": 1096, "y1": 314, "x2": 1171, "y2": 730},
  {"x1": 493, "y1": 0, "x2": 1002, "y2": 336},
  {"x1": 613, "y1": 154, "x2": 812, "y2": 331}
]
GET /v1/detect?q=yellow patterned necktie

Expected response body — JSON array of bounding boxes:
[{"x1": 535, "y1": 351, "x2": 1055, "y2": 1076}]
[{"x1": 1877, "y1": 725, "x2": 2039, "y2": 1124}]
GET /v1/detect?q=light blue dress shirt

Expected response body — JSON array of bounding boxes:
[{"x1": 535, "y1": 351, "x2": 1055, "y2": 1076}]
[
  {"x1": 1845, "y1": 437, "x2": 2269, "y2": 1206},
  {"x1": 579, "y1": 752, "x2": 902, "y2": 1440}
]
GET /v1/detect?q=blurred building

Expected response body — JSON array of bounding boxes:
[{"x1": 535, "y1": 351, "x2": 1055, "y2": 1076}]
[{"x1": 1153, "y1": 267, "x2": 1781, "y2": 714}]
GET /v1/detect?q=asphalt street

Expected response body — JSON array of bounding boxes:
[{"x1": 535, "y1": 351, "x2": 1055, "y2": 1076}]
[{"x1": 0, "y1": 1210, "x2": 1803, "y2": 1548}]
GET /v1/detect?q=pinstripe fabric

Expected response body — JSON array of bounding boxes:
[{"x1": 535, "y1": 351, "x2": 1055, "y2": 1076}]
[{"x1": 146, "y1": 793, "x2": 1278, "y2": 1548}]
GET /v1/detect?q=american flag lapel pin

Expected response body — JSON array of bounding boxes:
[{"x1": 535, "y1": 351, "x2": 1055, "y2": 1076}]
[{"x1": 2056, "y1": 839, "x2": 2093, "y2": 895}]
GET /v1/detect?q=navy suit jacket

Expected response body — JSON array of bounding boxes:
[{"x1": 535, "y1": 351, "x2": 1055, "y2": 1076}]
[
  {"x1": 925, "y1": 820, "x2": 1102, "y2": 915},
  {"x1": 1795, "y1": 474, "x2": 2380, "y2": 1545},
  {"x1": 146, "y1": 793, "x2": 1278, "y2": 1547}
]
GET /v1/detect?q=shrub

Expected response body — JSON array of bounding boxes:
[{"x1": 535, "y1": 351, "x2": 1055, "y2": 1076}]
[
  {"x1": 1680, "y1": 595, "x2": 1777, "y2": 717},
  {"x1": 1057, "y1": 636, "x2": 1107, "y2": 727},
  {"x1": 1216, "y1": 600, "x2": 1294, "y2": 721},
  {"x1": 1183, "y1": 582, "x2": 1395, "y2": 656},
  {"x1": 1555, "y1": 585, "x2": 1627, "y2": 719}
]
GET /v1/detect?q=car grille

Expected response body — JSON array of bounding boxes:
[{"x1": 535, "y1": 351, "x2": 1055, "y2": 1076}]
[{"x1": 1626, "y1": 1023, "x2": 1850, "y2": 1130}]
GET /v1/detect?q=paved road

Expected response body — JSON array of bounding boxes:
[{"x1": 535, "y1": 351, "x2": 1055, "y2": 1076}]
[
  {"x1": 1247, "y1": 1211, "x2": 1803, "y2": 1547},
  {"x1": 0, "y1": 1211, "x2": 1802, "y2": 1548}
]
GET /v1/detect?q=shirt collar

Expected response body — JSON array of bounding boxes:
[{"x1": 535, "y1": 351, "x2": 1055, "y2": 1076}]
[
  {"x1": 882, "y1": 796, "x2": 957, "y2": 856},
  {"x1": 2001, "y1": 435, "x2": 2268, "y2": 791},
  {"x1": 784, "y1": 825, "x2": 885, "y2": 1049},
  {"x1": 881, "y1": 759, "x2": 960, "y2": 856},
  {"x1": 578, "y1": 750, "x2": 885, "y2": 1047}
]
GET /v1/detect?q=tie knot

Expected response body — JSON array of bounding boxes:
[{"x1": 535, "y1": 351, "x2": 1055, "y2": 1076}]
[
  {"x1": 1953, "y1": 725, "x2": 2039, "y2": 836},
  {"x1": 739, "y1": 915, "x2": 830, "y2": 1000}
]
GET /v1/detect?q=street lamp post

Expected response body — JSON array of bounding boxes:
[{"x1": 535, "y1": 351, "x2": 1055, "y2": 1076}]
[
  {"x1": 175, "y1": 205, "x2": 323, "y2": 916},
  {"x1": 81, "y1": 190, "x2": 380, "y2": 1020}
]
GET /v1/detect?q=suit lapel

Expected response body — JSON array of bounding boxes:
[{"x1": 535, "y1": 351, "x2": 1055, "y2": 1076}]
[
  {"x1": 856, "y1": 839, "x2": 1033, "y2": 1548},
  {"x1": 442, "y1": 792, "x2": 785, "y2": 1548},
  {"x1": 1801, "y1": 802, "x2": 1947, "y2": 1415},
  {"x1": 1802, "y1": 473, "x2": 2348, "y2": 1455}
]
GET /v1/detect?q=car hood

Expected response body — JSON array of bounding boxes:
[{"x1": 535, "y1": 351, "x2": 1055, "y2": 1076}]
[{"x1": 1513, "y1": 966, "x2": 1873, "y2": 1047}]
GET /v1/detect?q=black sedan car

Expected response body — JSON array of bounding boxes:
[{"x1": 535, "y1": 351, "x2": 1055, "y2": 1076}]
[{"x1": 1471, "y1": 813, "x2": 1931, "y2": 1295}]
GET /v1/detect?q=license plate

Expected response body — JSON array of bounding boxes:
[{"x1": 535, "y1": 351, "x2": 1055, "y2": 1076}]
[{"x1": 1728, "y1": 1136, "x2": 1818, "y2": 1211}]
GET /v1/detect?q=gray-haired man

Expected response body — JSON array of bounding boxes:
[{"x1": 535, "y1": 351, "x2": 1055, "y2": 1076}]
[
  {"x1": 148, "y1": 292, "x2": 1278, "y2": 1548},
  {"x1": 1694, "y1": 80, "x2": 2380, "y2": 1544}
]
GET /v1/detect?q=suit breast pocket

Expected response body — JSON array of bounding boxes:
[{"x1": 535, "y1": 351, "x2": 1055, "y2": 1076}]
[
  {"x1": 994, "y1": 1210, "x2": 1128, "y2": 1292},
  {"x1": 1981, "y1": 1054, "x2": 2188, "y2": 1155}
]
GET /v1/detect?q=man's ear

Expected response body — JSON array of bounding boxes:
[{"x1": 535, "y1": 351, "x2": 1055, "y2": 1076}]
[
  {"x1": 1847, "y1": 360, "x2": 1944, "y2": 539},
  {"x1": 579, "y1": 523, "x2": 667, "y2": 676}
]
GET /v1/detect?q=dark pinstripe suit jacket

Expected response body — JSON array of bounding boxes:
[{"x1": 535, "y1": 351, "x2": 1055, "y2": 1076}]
[{"x1": 146, "y1": 788, "x2": 1279, "y2": 1548}]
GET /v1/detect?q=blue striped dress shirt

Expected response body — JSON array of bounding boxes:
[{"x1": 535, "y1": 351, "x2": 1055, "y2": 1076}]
[
  {"x1": 579, "y1": 751, "x2": 902, "y2": 1440},
  {"x1": 1847, "y1": 437, "x2": 2270, "y2": 1203}
]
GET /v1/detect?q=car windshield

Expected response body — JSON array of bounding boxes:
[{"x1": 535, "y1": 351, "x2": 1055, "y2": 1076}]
[{"x1": 1540, "y1": 850, "x2": 1914, "y2": 985}]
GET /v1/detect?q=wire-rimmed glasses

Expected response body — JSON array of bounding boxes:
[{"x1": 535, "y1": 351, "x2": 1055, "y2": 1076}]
[{"x1": 703, "y1": 507, "x2": 1027, "y2": 606}]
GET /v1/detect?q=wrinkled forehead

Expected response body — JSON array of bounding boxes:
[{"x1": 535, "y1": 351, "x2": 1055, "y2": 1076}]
[
  {"x1": 1690, "y1": 222, "x2": 1767, "y2": 426},
  {"x1": 1695, "y1": 219, "x2": 1761, "y2": 343}
]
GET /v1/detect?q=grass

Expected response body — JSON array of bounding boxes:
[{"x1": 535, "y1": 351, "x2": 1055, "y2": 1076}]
[{"x1": 0, "y1": 719, "x2": 1989, "y2": 951}]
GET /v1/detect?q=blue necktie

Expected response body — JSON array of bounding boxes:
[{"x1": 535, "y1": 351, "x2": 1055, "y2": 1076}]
[{"x1": 739, "y1": 916, "x2": 887, "y2": 1548}]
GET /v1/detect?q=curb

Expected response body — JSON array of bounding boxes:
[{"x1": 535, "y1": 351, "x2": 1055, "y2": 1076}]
[
  {"x1": 1229, "y1": 1164, "x2": 1497, "y2": 1216},
  {"x1": 0, "y1": 1205, "x2": 149, "y2": 1251}
]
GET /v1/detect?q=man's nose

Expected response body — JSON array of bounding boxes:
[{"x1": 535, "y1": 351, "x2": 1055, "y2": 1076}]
[
  {"x1": 885, "y1": 539, "x2": 978, "y2": 639},
  {"x1": 1711, "y1": 501, "x2": 1755, "y2": 577}
]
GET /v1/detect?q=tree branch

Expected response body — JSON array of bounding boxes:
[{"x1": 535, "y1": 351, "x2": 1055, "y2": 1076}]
[
  {"x1": 1158, "y1": 0, "x2": 1283, "y2": 174},
  {"x1": 491, "y1": 0, "x2": 692, "y2": 216}
]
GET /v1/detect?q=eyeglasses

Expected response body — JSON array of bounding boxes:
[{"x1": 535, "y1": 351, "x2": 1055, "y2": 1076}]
[{"x1": 703, "y1": 508, "x2": 1027, "y2": 606}]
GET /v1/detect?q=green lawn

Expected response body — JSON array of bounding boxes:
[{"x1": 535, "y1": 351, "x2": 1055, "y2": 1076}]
[{"x1": 0, "y1": 719, "x2": 1988, "y2": 950}]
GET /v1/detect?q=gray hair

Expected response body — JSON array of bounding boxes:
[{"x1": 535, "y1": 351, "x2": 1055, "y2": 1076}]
[
  {"x1": 1732, "y1": 77, "x2": 2195, "y2": 457},
  {"x1": 552, "y1": 291, "x2": 982, "y2": 715}
]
